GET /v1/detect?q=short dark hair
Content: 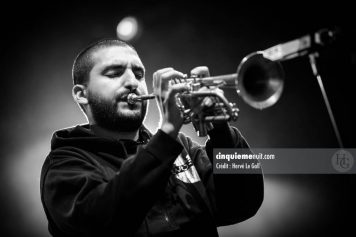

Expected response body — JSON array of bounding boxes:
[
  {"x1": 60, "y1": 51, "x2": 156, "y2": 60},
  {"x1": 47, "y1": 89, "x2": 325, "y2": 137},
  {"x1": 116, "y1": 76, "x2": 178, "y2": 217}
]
[{"x1": 72, "y1": 39, "x2": 136, "y2": 85}]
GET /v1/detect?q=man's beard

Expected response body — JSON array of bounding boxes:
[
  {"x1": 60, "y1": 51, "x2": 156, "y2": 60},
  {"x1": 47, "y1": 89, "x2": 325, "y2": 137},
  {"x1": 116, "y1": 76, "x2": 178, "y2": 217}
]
[{"x1": 87, "y1": 91, "x2": 147, "y2": 132}]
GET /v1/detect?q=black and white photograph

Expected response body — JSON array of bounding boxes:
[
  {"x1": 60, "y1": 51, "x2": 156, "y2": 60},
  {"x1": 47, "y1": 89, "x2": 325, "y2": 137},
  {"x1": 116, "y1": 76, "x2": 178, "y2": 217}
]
[{"x1": 0, "y1": 1, "x2": 355, "y2": 236}]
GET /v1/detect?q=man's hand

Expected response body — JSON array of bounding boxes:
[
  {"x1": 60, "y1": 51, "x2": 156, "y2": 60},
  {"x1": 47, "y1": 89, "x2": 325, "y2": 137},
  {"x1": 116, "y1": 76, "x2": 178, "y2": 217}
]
[
  {"x1": 189, "y1": 66, "x2": 224, "y2": 116},
  {"x1": 153, "y1": 66, "x2": 224, "y2": 138},
  {"x1": 153, "y1": 68, "x2": 189, "y2": 139}
]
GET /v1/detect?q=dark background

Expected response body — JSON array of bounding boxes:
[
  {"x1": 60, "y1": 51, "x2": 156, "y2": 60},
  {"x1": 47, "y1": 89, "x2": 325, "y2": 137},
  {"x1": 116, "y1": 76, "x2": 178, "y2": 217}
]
[{"x1": 0, "y1": 1, "x2": 355, "y2": 236}]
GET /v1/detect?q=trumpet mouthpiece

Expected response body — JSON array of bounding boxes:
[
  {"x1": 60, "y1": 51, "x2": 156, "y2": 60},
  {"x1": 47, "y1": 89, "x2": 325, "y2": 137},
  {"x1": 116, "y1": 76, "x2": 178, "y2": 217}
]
[{"x1": 127, "y1": 93, "x2": 155, "y2": 105}]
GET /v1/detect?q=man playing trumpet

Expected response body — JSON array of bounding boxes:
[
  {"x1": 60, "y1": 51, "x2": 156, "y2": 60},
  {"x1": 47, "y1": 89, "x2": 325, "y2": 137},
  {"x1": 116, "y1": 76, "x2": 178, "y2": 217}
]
[{"x1": 40, "y1": 39, "x2": 264, "y2": 236}]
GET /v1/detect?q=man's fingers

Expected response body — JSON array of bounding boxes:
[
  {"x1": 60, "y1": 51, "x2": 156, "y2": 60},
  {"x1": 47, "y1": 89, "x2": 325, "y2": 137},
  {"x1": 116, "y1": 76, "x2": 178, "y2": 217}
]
[
  {"x1": 153, "y1": 68, "x2": 184, "y2": 82},
  {"x1": 153, "y1": 68, "x2": 173, "y2": 90},
  {"x1": 160, "y1": 70, "x2": 185, "y2": 83},
  {"x1": 154, "y1": 68, "x2": 184, "y2": 87},
  {"x1": 167, "y1": 84, "x2": 190, "y2": 100},
  {"x1": 153, "y1": 67, "x2": 173, "y2": 79},
  {"x1": 190, "y1": 66, "x2": 210, "y2": 78},
  {"x1": 153, "y1": 68, "x2": 185, "y2": 95}
]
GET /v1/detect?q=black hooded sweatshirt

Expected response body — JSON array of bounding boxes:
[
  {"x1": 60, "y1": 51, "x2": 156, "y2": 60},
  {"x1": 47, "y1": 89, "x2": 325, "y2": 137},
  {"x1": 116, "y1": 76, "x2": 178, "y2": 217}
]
[{"x1": 40, "y1": 122, "x2": 264, "y2": 236}]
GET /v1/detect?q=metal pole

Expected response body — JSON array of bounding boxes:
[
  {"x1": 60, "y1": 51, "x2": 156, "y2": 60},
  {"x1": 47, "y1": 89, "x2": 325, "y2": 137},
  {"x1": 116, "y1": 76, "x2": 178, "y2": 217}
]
[{"x1": 308, "y1": 52, "x2": 344, "y2": 148}]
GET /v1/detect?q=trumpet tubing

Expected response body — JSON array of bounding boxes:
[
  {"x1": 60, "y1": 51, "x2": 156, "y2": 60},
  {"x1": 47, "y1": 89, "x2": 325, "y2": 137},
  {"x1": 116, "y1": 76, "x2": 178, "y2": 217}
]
[{"x1": 182, "y1": 73, "x2": 238, "y2": 89}]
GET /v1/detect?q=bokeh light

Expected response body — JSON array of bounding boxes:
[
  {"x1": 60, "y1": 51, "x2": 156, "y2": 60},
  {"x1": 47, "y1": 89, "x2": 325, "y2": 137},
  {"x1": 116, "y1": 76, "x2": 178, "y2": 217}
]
[{"x1": 116, "y1": 16, "x2": 139, "y2": 41}]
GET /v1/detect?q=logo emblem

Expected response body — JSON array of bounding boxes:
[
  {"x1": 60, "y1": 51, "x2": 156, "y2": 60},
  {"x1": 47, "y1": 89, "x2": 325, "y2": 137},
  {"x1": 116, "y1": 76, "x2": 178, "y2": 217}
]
[{"x1": 331, "y1": 149, "x2": 354, "y2": 173}]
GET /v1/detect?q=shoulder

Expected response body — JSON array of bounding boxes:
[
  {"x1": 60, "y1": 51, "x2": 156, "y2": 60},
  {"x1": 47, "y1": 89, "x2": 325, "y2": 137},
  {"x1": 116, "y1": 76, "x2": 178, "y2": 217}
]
[{"x1": 41, "y1": 144, "x2": 105, "y2": 178}]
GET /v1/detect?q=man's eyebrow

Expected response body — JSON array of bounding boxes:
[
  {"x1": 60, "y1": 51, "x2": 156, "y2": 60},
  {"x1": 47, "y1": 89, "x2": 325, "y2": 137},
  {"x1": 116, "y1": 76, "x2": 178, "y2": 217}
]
[
  {"x1": 101, "y1": 64, "x2": 126, "y2": 74},
  {"x1": 101, "y1": 64, "x2": 145, "y2": 74}
]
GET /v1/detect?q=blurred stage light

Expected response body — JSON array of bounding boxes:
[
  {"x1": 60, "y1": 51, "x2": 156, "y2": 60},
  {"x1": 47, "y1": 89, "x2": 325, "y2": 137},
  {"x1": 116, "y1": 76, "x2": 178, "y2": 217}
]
[{"x1": 116, "y1": 16, "x2": 139, "y2": 41}]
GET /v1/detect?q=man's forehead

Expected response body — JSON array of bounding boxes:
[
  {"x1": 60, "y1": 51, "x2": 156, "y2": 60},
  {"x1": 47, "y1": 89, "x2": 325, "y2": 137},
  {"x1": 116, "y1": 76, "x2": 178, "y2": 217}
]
[{"x1": 92, "y1": 45, "x2": 143, "y2": 67}]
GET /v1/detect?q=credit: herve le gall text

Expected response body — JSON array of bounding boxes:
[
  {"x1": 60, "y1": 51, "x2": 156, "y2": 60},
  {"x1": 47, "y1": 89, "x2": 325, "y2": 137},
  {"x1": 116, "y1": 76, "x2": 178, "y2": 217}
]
[{"x1": 215, "y1": 162, "x2": 261, "y2": 170}]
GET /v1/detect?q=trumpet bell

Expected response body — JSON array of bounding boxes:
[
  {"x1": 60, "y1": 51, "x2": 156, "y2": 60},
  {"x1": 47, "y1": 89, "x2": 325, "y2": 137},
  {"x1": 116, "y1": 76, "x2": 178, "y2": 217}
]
[{"x1": 237, "y1": 52, "x2": 284, "y2": 110}]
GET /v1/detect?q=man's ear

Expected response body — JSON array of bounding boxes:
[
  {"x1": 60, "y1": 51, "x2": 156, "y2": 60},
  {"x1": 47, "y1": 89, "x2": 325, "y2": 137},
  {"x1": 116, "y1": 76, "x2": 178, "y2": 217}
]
[{"x1": 72, "y1": 84, "x2": 88, "y2": 106}]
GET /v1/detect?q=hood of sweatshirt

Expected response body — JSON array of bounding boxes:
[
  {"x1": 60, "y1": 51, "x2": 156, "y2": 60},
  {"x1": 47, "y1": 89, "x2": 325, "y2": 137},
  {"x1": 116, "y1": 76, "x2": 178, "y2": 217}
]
[{"x1": 51, "y1": 124, "x2": 152, "y2": 155}]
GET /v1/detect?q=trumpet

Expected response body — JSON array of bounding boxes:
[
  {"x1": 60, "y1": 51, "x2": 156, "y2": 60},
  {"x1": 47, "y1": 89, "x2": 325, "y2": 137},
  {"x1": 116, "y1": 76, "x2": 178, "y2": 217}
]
[
  {"x1": 126, "y1": 28, "x2": 341, "y2": 137},
  {"x1": 126, "y1": 51, "x2": 284, "y2": 136}
]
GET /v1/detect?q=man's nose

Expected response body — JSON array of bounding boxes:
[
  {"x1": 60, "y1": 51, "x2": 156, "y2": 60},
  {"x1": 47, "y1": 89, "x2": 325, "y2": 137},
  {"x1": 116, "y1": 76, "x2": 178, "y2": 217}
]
[{"x1": 123, "y1": 69, "x2": 139, "y2": 90}]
